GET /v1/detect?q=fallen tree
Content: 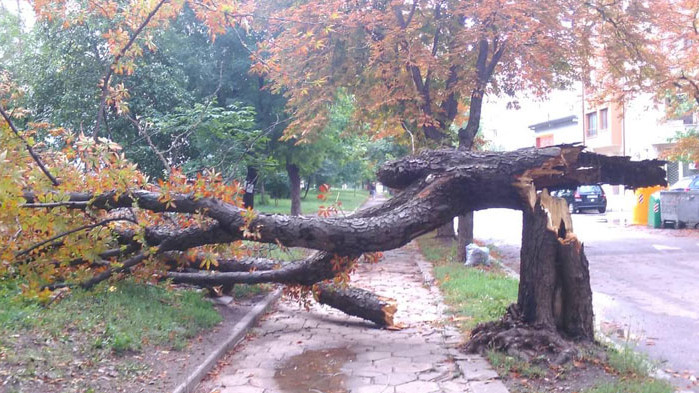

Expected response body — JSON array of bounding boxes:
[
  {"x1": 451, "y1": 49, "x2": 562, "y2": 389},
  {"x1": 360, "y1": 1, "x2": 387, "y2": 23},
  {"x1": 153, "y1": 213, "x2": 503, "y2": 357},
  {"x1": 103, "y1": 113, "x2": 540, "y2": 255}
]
[{"x1": 11, "y1": 144, "x2": 664, "y2": 350}]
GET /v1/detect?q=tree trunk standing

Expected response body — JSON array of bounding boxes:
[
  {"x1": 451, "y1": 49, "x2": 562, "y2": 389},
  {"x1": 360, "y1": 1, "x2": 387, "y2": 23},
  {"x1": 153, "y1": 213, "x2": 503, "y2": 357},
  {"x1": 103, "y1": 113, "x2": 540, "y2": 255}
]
[
  {"x1": 518, "y1": 191, "x2": 594, "y2": 339},
  {"x1": 242, "y1": 166, "x2": 258, "y2": 209},
  {"x1": 456, "y1": 212, "x2": 474, "y2": 261},
  {"x1": 286, "y1": 162, "x2": 302, "y2": 216},
  {"x1": 454, "y1": 87, "x2": 485, "y2": 259},
  {"x1": 452, "y1": 38, "x2": 505, "y2": 261},
  {"x1": 467, "y1": 190, "x2": 595, "y2": 358},
  {"x1": 302, "y1": 175, "x2": 313, "y2": 199}
]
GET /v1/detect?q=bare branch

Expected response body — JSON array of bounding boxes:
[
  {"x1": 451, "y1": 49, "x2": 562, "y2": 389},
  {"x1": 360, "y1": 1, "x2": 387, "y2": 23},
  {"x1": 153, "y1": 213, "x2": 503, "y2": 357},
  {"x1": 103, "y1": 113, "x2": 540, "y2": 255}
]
[
  {"x1": 0, "y1": 104, "x2": 60, "y2": 186},
  {"x1": 126, "y1": 113, "x2": 171, "y2": 173}
]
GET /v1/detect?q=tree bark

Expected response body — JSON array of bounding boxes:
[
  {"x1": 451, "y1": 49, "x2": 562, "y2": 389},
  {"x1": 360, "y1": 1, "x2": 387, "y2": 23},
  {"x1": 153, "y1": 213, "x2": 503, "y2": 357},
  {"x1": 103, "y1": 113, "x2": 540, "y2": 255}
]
[
  {"x1": 243, "y1": 165, "x2": 258, "y2": 209},
  {"x1": 517, "y1": 190, "x2": 594, "y2": 340},
  {"x1": 466, "y1": 190, "x2": 595, "y2": 358},
  {"x1": 315, "y1": 283, "x2": 397, "y2": 327},
  {"x1": 286, "y1": 162, "x2": 301, "y2": 216},
  {"x1": 456, "y1": 212, "x2": 474, "y2": 261},
  {"x1": 435, "y1": 221, "x2": 455, "y2": 238}
]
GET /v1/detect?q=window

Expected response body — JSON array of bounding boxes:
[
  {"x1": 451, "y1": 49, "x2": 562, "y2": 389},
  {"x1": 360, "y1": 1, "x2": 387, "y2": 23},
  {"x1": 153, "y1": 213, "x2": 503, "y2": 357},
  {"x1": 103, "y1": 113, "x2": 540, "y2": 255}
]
[
  {"x1": 586, "y1": 112, "x2": 598, "y2": 137},
  {"x1": 682, "y1": 113, "x2": 695, "y2": 125},
  {"x1": 599, "y1": 108, "x2": 608, "y2": 130}
]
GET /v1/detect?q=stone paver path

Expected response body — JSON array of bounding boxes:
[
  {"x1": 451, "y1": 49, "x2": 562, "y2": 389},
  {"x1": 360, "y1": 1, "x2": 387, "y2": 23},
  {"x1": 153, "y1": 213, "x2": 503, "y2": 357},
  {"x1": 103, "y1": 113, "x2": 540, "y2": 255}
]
[{"x1": 196, "y1": 197, "x2": 506, "y2": 393}]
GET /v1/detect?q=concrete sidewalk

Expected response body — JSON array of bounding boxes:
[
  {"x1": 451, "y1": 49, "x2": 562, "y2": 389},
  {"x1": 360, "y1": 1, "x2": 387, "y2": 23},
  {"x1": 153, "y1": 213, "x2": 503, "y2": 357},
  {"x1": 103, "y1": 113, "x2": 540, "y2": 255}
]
[{"x1": 196, "y1": 196, "x2": 507, "y2": 393}]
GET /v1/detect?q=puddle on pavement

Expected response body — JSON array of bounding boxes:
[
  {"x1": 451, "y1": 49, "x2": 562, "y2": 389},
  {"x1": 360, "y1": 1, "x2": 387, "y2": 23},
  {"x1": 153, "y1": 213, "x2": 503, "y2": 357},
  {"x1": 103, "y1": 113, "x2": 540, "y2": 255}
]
[{"x1": 275, "y1": 347, "x2": 356, "y2": 393}]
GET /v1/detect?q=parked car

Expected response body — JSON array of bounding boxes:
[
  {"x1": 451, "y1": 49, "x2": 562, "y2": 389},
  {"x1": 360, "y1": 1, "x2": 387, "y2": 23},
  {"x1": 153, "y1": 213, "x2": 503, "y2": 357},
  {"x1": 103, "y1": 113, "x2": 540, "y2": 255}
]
[
  {"x1": 553, "y1": 185, "x2": 607, "y2": 214},
  {"x1": 669, "y1": 175, "x2": 699, "y2": 191}
]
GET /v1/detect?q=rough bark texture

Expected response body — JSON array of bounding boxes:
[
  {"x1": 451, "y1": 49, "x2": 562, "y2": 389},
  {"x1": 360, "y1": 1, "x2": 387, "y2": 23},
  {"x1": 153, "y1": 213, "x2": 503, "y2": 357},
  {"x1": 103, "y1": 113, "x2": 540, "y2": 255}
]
[
  {"x1": 315, "y1": 283, "x2": 397, "y2": 327},
  {"x1": 456, "y1": 212, "x2": 474, "y2": 262},
  {"x1": 286, "y1": 162, "x2": 301, "y2": 216},
  {"x1": 466, "y1": 190, "x2": 595, "y2": 359},
  {"x1": 435, "y1": 221, "x2": 455, "y2": 238}
]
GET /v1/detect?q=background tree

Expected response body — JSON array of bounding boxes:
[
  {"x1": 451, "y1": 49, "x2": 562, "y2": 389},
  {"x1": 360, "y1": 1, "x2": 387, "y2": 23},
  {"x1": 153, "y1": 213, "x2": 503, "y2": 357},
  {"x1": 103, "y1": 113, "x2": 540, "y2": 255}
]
[{"x1": 253, "y1": 0, "x2": 585, "y2": 259}]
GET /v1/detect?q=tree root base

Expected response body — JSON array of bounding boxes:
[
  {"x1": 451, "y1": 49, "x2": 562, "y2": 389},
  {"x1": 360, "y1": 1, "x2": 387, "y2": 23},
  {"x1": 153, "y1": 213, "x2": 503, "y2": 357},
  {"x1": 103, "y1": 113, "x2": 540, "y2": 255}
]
[{"x1": 464, "y1": 305, "x2": 594, "y2": 365}]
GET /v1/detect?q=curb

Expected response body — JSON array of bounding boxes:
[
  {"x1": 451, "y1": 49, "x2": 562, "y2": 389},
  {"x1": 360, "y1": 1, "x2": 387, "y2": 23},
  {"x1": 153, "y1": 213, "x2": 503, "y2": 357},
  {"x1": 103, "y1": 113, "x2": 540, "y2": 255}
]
[
  {"x1": 411, "y1": 243, "x2": 511, "y2": 393},
  {"x1": 172, "y1": 288, "x2": 282, "y2": 393}
]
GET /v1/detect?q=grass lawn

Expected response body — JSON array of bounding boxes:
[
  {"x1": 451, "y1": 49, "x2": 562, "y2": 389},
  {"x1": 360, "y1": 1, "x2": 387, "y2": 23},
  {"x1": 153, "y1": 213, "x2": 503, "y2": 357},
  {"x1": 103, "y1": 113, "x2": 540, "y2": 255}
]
[
  {"x1": 0, "y1": 276, "x2": 235, "y2": 392},
  {"x1": 255, "y1": 188, "x2": 370, "y2": 215},
  {"x1": 0, "y1": 278, "x2": 222, "y2": 354}
]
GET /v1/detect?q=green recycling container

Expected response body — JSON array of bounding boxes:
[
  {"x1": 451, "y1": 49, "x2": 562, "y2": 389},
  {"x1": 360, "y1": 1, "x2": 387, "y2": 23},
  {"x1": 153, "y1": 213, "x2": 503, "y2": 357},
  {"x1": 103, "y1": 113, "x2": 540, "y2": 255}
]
[{"x1": 648, "y1": 191, "x2": 662, "y2": 228}]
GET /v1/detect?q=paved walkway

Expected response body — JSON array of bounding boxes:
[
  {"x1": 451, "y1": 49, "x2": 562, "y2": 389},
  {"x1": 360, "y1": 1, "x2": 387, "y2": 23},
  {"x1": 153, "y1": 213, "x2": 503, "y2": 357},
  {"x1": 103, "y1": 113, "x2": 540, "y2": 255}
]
[{"x1": 196, "y1": 197, "x2": 506, "y2": 393}]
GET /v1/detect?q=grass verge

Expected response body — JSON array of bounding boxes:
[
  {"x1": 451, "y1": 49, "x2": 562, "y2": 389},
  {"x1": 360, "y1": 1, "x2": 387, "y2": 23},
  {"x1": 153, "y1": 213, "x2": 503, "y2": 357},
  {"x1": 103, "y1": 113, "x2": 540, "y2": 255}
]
[
  {"x1": 255, "y1": 188, "x2": 370, "y2": 215},
  {"x1": 582, "y1": 379, "x2": 674, "y2": 393},
  {"x1": 415, "y1": 233, "x2": 518, "y2": 331}
]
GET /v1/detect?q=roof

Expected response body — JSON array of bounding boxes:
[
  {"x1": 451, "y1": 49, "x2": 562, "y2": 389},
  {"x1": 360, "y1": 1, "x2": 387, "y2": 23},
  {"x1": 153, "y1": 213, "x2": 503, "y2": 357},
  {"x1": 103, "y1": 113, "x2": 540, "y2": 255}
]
[{"x1": 528, "y1": 115, "x2": 578, "y2": 132}]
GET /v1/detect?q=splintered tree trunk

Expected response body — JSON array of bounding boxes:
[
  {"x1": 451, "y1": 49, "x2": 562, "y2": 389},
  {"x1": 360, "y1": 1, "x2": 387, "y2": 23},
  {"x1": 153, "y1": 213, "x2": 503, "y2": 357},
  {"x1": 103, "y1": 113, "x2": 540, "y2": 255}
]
[
  {"x1": 286, "y1": 162, "x2": 302, "y2": 216},
  {"x1": 467, "y1": 190, "x2": 594, "y2": 357},
  {"x1": 518, "y1": 191, "x2": 594, "y2": 339}
]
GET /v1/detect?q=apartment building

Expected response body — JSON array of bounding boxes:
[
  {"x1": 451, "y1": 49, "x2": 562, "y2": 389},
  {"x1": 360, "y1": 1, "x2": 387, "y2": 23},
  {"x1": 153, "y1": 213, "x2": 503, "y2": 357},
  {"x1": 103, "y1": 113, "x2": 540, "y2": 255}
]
[{"x1": 528, "y1": 90, "x2": 698, "y2": 186}]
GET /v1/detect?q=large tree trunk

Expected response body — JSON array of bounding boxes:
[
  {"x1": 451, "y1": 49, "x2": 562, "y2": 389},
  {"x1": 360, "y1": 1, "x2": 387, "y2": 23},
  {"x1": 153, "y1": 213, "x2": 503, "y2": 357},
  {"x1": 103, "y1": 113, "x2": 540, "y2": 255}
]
[
  {"x1": 242, "y1": 165, "x2": 258, "y2": 209},
  {"x1": 286, "y1": 162, "x2": 302, "y2": 216},
  {"x1": 518, "y1": 191, "x2": 593, "y2": 339},
  {"x1": 466, "y1": 190, "x2": 594, "y2": 359}
]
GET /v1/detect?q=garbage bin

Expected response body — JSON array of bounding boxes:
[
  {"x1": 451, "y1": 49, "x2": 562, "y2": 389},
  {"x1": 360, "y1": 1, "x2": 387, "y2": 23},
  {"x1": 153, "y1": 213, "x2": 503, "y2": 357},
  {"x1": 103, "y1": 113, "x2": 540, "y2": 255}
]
[
  {"x1": 633, "y1": 186, "x2": 664, "y2": 225},
  {"x1": 648, "y1": 191, "x2": 662, "y2": 228}
]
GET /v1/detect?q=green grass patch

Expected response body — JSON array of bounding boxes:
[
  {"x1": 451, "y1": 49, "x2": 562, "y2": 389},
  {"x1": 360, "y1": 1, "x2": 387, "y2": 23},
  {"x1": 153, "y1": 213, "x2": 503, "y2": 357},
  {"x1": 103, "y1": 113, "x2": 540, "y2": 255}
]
[
  {"x1": 416, "y1": 234, "x2": 518, "y2": 331},
  {"x1": 0, "y1": 278, "x2": 221, "y2": 354},
  {"x1": 230, "y1": 283, "x2": 268, "y2": 299},
  {"x1": 605, "y1": 343, "x2": 653, "y2": 376},
  {"x1": 582, "y1": 379, "x2": 674, "y2": 393},
  {"x1": 486, "y1": 349, "x2": 547, "y2": 379},
  {"x1": 255, "y1": 188, "x2": 370, "y2": 215}
]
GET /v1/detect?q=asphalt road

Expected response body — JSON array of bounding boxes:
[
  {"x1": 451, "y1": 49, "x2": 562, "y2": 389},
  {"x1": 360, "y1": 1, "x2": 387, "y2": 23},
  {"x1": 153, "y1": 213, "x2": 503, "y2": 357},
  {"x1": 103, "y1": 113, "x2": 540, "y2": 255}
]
[{"x1": 472, "y1": 208, "x2": 699, "y2": 391}]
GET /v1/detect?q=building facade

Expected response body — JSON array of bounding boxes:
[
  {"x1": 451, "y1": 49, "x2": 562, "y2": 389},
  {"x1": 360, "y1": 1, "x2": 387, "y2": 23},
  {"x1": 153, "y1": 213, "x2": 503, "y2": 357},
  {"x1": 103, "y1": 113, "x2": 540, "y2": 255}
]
[
  {"x1": 529, "y1": 115, "x2": 582, "y2": 147},
  {"x1": 529, "y1": 90, "x2": 698, "y2": 187}
]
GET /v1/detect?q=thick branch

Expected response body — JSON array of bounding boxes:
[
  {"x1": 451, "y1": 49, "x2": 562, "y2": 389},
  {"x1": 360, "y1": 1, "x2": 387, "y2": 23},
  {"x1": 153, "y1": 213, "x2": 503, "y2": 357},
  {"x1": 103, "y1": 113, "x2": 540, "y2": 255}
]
[{"x1": 166, "y1": 252, "x2": 346, "y2": 286}]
